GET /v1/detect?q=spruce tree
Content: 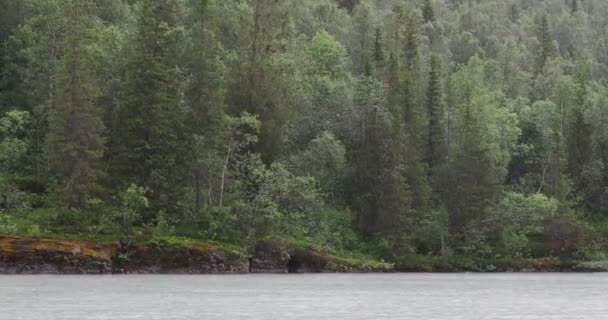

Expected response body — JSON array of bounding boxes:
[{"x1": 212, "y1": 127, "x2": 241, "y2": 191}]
[
  {"x1": 111, "y1": 0, "x2": 186, "y2": 216},
  {"x1": 446, "y1": 103, "x2": 496, "y2": 233},
  {"x1": 228, "y1": 0, "x2": 292, "y2": 164},
  {"x1": 509, "y1": 4, "x2": 519, "y2": 22},
  {"x1": 535, "y1": 15, "x2": 556, "y2": 74},
  {"x1": 570, "y1": 0, "x2": 578, "y2": 14},
  {"x1": 351, "y1": 0, "x2": 374, "y2": 75},
  {"x1": 373, "y1": 28, "x2": 385, "y2": 66},
  {"x1": 544, "y1": 122, "x2": 570, "y2": 201},
  {"x1": 422, "y1": 0, "x2": 435, "y2": 23},
  {"x1": 567, "y1": 67, "x2": 593, "y2": 201},
  {"x1": 403, "y1": 14, "x2": 419, "y2": 73},
  {"x1": 186, "y1": 0, "x2": 223, "y2": 131},
  {"x1": 426, "y1": 55, "x2": 445, "y2": 180},
  {"x1": 351, "y1": 75, "x2": 404, "y2": 236},
  {"x1": 400, "y1": 13, "x2": 430, "y2": 215},
  {"x1": 46, "y1": 0, "x2": 105, "y2": 207},
  {"x1": 384, "y1": 52, "x2": 417, "y2": 250},
  {"x1": 185, "y1": 0, "x2": 225, "y2": 212}
]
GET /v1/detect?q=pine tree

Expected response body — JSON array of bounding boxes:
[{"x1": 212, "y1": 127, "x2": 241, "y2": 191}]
[
  {"x1": 426, "y1": 55, "x2": 445, "y2": 180},
  {"x1": 544, "y1": 122, "x2": 570, "y2": 201},
  {"x1": 390, "y1": 4, "x2": 405, "y2": 55},
  {"x1": 351, "y1": 75, "x2": 408, "y2": 236},
  {"x1": 185, "y1": 0, "x2": 226, "y2": 212},
  {"x1": 509, "y1": 4, "x2": 519, "y2": 22},
  {"x1": 384, "y1": 52, "x2": 417, "y2": 249},
  {"x1": 46, "y1": 0, "x2": 105, "y2": 207},
  {"x1": 337, "y1": 0, "x2": 359, "y2": 13},
  {"x1": 0, "y1": 0, "x2": 30, "y2": 45},
  {"x1": 401, "y1": 15, "x2": 429, "y2": 214},
  {"x1": 111, "y1": 0, "x2": 186, "y2": 216},
  {"x1": 567, "y1": 67, "x2": 592, "y2": 201},
  {"x1": 386, "y1": 6, "x2": 430, "y2": 219},
  {"x1": 446, "y1": 103, "x2": 497, "y2": 233},
  {"x1": 422, "y1": 0, "x2": 435, "y2": 23},
  {"x1": 228, "y1": 0, "x2": 292, "y2": 164},
  {"x1": 403, "y1": 14, "x2": 419, "y2": 73},
  {"x1": 351, "y1": 0, "x2": 374, "y2": 75},
  {"x1": 570, "y1": 0, "x2": 578, "y2": 14},
  {"x1": 186, "y1": 0, "x2": 223, "y2": 131},
  {"x1": 0, "y1": 0, "x2": 32, "y2": 111},
  {"x1": 0, "y1": 1, "x2": 68, "y2": 178},
  {"x1": 536, "y1": 15, "x2": 557, "y2": 74},
  {"x1": 372, "y1": 27, "x2": 388, "y2": 81},
  {"x1": 373, "y1": 28, "x2": 385, "y2": 66}
]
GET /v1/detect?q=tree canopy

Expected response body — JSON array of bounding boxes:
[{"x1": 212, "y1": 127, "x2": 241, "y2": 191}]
[{"x1": 1, "y1": 0, "x2": 608, "y2": 264}]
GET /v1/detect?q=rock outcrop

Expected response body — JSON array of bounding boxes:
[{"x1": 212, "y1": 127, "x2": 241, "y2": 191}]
[
  {"x1": 115, "y1": 243, "x2": 248, "y2": 274},
  {"x1": 249, "y1": 241, "x2": 391, "y2": 273},
  {"x1": 0, "y1": 236, "x2": 391, "y2": 274},
  {"x1": 0, "y1": 236, "x2": 248, "y2": 274},
  {"x1": 0, "y1": 236, "x2": 114, "y2": 274}
]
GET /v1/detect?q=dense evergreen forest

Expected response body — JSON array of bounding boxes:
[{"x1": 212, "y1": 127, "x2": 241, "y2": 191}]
[{"x1": 2, "y1": 0, "x2": 608, "y2": 267}]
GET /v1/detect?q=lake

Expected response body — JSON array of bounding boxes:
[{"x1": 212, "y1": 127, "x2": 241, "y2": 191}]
[{"x1": 1, "y1": 274, "x2": 607, "y2": 319}]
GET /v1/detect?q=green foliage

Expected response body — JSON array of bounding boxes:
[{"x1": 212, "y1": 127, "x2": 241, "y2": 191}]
[
  {"x1": 0, "y1": 110, "x2": 32, "y2": 174},
  {"x1": 443, "y1": 58, "x2": 521, "y2": 234},
  {"x1": 494, "y1": 192, "x2": 559, "y2": 257},
  {"x1": 287, "y1": 132, "x2": 347, "y2": 199},
  {"x1": 46, "y1": 0, "x2": 105, "y2": 207},
  {"x1": 152, "y1": 211, "x2": 174, "y2": 238},
  {"x1": 307, "y1": 31, "x2": 347, "y2": 76},
  {"x1": 0, "y1": 213, "x2": 17, "y2": 235},
  {"x1": 1, "y1": 0, "x2": 608, "y2": 266},
  {"x1": 0, "y1": 176, "x2": 29, "y2": 212},
  {"x1": 115, "y1": 184, "x2": 149, "y2": 238},
  {"x1": 111, "y1": 0, "x2": 186, "y2": 217},
  {"x1": 235, "y1": 162, "x2": 325, "y2": 241}
]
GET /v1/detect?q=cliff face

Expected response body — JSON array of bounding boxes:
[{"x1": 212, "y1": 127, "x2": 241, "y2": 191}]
[
  {"x1": 115, "y1": 244, "x2": 248, "y2": 274},
  {"x1": 0, "y1": 236, "x2": 115, "y2": 274}
]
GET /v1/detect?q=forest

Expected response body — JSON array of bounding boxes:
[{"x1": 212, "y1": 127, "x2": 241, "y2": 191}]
[{"x1": 1, "y1": 0, "x2": 608, "y2": 268}]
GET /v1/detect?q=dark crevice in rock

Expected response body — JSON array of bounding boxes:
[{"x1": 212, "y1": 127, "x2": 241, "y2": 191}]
[{"x1": 287, "y1": 257, "x2": 300, "y2": 273}]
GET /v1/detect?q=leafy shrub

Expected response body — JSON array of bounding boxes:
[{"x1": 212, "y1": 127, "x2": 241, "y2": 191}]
[
  {"x1": 494, "y1": 192, "x2": 558, "y2": 257},
  {"x1": 152, "y1": 211, "x2": 175, "y2": 238},
  {"x1": 114, "y1": 184, "x2": 148, "y2": 238},
  {"x1": 25, "y1": 224, "x2": 41, "y2": 237},
  {"x1": 0, "y1": 214, "x2": 17, "y2": 234},
  {"x1": 0, "y1": 176, "x2": 29, "y2": 211},
  {"x1": 0, "y1": 110, "x2": 32, "y2": 175}
]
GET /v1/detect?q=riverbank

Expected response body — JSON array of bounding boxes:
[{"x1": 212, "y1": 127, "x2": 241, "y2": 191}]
[
  {"x1": 0, "y1": 235, "x2": 393, "y2": 274},
  {"x1": 1, "y1": 235, "x2": 606, "y2": 274}
]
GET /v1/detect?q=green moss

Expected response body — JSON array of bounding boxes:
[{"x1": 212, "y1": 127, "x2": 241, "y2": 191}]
[{"x1": 142, "y1": 236, "x2": 246, "y2": 256}]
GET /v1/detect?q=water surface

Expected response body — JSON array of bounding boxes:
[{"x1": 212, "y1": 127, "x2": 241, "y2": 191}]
[{"x1": 1, "y1": 274, "x2": 607, "y2": 319}]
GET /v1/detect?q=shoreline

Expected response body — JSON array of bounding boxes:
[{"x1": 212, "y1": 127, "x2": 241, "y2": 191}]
[{"x1": 1, "y1": 236, "x2": 606, "y2": 274}]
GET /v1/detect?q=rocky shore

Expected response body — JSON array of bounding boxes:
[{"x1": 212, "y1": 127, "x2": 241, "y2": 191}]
[
  {"x1": 1, "y1": 235, "x2": 606, "y2": 274},
  {"x1": 0, "y1": 236, "x2": 391, "y2": 274}
]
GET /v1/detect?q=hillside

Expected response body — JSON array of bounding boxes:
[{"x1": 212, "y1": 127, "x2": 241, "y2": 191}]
[{"x1": 1, "y1": 0, "x2": 608, "y2": 269}]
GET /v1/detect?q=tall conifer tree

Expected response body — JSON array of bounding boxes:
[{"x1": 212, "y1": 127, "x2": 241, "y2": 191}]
[
  {"x1": 111, "y1": 0, "x2": 186, "y2": 215},
  {"x1": 46, "y1": 0, "x2": 105, "y2": 207},
  {"x1": 426, "y1": 55, "x2": 446, "y2": 178}
]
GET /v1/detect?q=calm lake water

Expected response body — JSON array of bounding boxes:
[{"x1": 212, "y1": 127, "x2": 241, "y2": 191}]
[{"x1": 1, "y1": 273, "x2": 607, "y2": 319}]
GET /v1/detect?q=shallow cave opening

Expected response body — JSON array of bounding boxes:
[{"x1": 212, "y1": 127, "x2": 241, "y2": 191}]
[{"x1": 287, "y1": 257, "x2": 301, "y2": 273}]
